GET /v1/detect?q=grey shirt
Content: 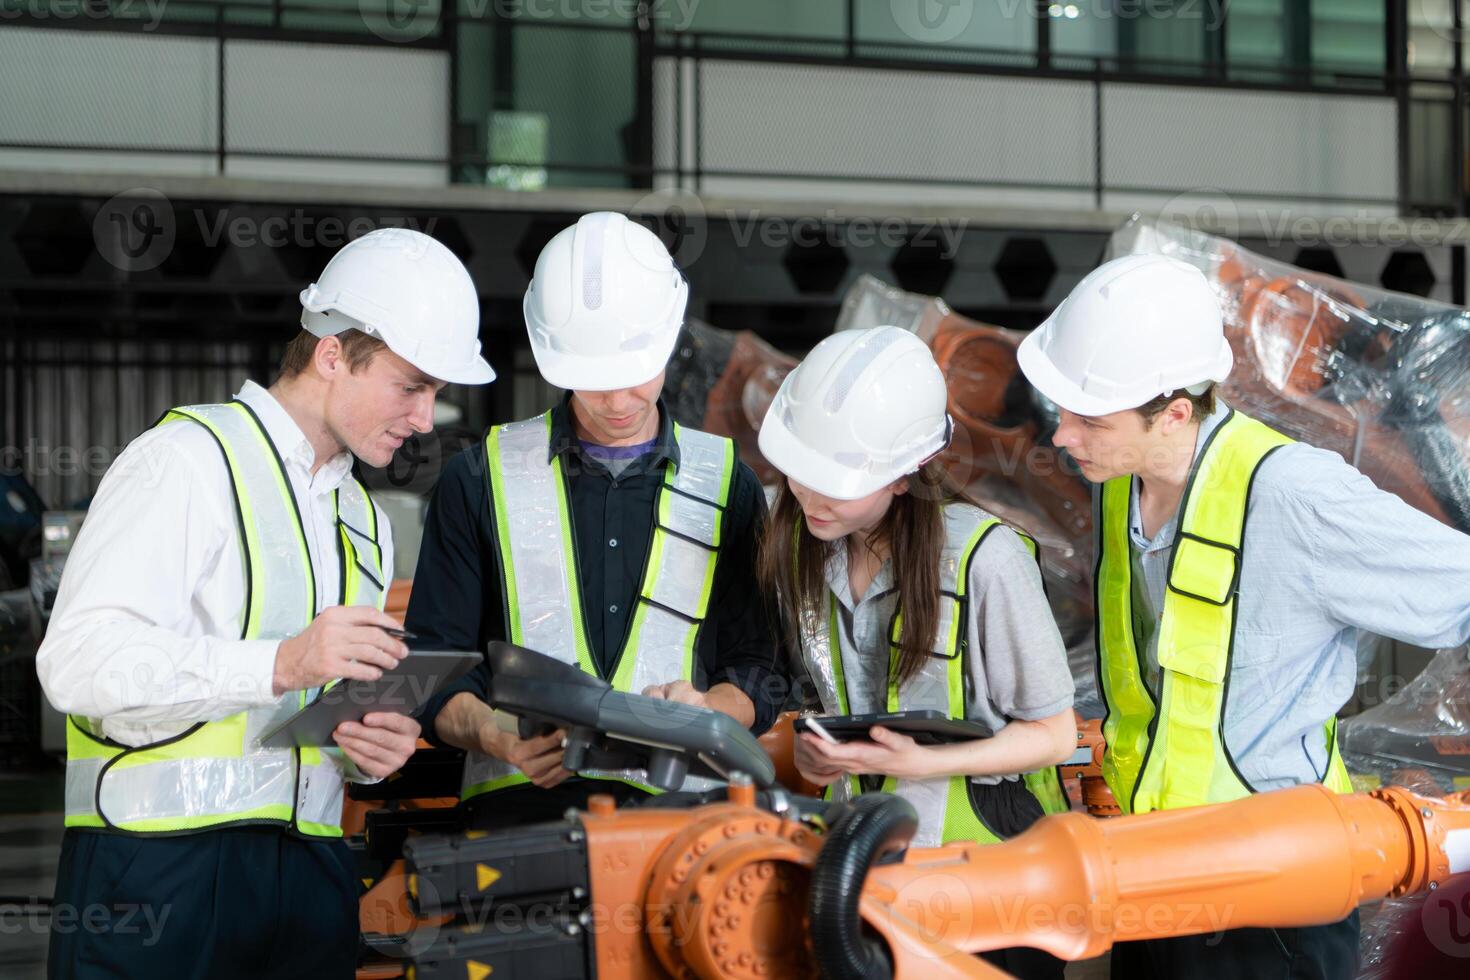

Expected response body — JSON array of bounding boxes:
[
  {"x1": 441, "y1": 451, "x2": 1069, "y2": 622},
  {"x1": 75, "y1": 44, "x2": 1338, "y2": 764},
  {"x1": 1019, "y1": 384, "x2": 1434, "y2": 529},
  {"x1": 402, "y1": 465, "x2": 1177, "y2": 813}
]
[
  {"x1": 1124, "y1": 401, "x2": 1470, "y2": 792},
  {"x1": 821, "y1": 519, "x2": 1076, "y2": 784}
]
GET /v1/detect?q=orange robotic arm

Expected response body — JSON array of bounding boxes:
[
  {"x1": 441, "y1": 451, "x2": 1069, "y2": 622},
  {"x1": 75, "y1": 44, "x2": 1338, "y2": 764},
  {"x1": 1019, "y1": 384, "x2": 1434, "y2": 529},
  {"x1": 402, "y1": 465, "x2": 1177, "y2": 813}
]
[
  {"x1": 555, "y1": 782, "x2": 1470, "y2": 979},
  {"x1": 395, "y1": 710, "x2": 1470, "y2": 980},
  {"x1": 862, "y1": 783, "x2": 1470, "y2": 971}
]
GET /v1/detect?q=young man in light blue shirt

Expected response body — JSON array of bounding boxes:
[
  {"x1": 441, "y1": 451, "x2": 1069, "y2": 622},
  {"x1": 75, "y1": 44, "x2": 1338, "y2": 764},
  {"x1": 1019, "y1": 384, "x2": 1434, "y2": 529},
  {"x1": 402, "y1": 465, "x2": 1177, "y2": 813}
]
[{"x1": 1019, "y1": 254, "x2": 1470, "y2": 980}]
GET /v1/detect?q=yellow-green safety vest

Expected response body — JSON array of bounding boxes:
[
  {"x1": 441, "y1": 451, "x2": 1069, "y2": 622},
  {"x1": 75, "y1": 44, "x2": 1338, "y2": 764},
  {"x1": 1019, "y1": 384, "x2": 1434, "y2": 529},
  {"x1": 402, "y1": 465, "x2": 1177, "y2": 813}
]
[
  {"x1": 460, "y1": 412, "x2": 736, "y2": 801},
  {"x1": 64, "y1": 400, "x2": 387, "y2": 837},
  {"x1": 1096, "y1": 409, "x2": 1353, "y2": 815},
  {"x1": 799, "y1": 503, "x2": 1070, "y2": 849}
]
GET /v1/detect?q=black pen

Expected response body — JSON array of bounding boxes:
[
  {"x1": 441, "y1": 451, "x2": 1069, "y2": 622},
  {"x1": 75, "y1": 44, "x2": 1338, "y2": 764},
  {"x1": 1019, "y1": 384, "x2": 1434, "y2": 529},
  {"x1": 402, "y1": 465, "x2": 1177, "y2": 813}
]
[{"x1": 381, "y1": 627, "x2": 418, "y2": 641}]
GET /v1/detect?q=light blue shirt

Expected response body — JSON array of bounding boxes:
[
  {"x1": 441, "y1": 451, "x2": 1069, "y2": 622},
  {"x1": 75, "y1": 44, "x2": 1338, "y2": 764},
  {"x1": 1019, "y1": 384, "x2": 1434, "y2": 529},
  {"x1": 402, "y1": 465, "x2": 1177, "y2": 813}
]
[{"x1": 1121, "y1": 401, "x2": 1470, "y2": 792}]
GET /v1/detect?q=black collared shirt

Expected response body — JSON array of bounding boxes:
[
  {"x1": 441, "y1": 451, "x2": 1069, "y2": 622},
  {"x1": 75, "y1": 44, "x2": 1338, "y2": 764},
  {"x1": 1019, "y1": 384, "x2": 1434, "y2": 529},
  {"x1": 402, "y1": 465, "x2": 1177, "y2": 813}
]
[{"x1": 409, "y1": 395, "x2": 780, "y2": 771}]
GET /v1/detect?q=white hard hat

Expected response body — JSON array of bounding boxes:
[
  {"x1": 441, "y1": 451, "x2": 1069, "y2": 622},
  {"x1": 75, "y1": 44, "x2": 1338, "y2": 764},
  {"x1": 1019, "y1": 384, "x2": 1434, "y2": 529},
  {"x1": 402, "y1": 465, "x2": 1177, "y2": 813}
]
[
  {"x1": 300, "y1": 228, "x2": 494, "y2": 386},
  {"x1": 1017, "y1": 253, "x2": 1232, "y2": 417},
  {"x1": 523, "y1": 211, "x2": 688, "y2": 391},
  {"x1": 758, "y1": 326, "x2": 952, "y2": 501}
]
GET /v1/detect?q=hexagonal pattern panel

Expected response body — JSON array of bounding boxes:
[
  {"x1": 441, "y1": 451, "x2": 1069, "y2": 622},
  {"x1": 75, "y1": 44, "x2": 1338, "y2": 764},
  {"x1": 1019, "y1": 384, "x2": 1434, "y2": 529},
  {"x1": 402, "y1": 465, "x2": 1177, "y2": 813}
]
[
  {"x1": 782, "y1": 240, "x2": 850, "y2": 296},
  {"x1": 514, "y1": 217, "x2": 573, "y2": 282},
  {"x1": 14, "y1": 201, "x2": 94, "y2": 277},
  {"x1": 994, "y1": 237, "x2": 1057, "y2": 303},
  {"x1": 429, "y1": 215, "x2": 474, "y2": 264},
  {"x1": 890, "y1": 228, "x2": 956, "y2": 296},
  {"x1": 1381, "y1": 250, "x2": 1437, "y2": 298},
  {"x1": 270, "y1": 207, "x2": 348, "y2": 284},
  {"x1": 159, "y1": 204, "x2": 230, "y2": 280},
  {"x1": 1294, "y1": 247, "x2": 1345, "y2": 280}
]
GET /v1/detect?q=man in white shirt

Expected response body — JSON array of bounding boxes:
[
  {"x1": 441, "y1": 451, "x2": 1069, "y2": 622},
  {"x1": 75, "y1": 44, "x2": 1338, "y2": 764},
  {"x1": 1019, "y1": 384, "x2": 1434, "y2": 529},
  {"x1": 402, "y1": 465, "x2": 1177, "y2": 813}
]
[{"x1": 37, "y1": 229, "x2": 495, "y2": 980}]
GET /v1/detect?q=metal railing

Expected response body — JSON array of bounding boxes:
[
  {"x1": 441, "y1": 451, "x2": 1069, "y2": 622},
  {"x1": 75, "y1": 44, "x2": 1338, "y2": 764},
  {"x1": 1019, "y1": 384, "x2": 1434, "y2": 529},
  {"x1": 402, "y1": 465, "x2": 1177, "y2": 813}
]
[
  {"x1": 0, "y1": 4, "x2": 1465, "y2": 213},
  {"x1": 647, "y1": 24, "x2": 1470, "y2": 214}
]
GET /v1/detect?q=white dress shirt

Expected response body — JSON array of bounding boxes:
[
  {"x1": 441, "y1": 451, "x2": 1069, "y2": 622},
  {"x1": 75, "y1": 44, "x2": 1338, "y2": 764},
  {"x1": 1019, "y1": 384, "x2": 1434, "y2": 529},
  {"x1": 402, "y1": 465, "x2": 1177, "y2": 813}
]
[{"x1": 37, "y1": 380, "x2": 394, "y2": 748}]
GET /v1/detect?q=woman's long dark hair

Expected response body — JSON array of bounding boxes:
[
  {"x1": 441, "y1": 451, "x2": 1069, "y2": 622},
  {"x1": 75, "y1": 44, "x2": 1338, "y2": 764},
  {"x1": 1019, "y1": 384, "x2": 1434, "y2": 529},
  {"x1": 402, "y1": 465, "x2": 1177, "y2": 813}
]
[{"x1": 758, "y1": 460, "x2": 976, "y2": 688}]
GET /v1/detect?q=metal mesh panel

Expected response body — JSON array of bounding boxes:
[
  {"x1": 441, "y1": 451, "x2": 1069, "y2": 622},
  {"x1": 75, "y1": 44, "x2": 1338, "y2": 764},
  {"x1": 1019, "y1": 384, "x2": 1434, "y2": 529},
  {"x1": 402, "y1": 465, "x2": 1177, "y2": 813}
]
[
  {"x1": 0, "y1": 29, "x2": 217, "y2": 151},
  {"x1": 666, "y1": 57, "x2": 1096, "y2": 188},
  {"x1": 649, "y1": 35, "x2": 1423, "y2": 211},
  {"x1": 0, "y1": 24, "x2": 448, "y2": 182},
  {"x1": 225, "y1": 40, "x2": 448, "y2": 161},
  {"x1": 1102, "y1": 84, "x2": 1397, "y2": 204}
]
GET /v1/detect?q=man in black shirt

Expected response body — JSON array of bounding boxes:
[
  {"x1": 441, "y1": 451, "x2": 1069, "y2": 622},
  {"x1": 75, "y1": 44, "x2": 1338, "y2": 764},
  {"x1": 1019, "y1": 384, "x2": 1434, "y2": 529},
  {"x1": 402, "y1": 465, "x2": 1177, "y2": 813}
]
[{"x1": 410, "y1": 212, "x2": 779, "y2": 827}]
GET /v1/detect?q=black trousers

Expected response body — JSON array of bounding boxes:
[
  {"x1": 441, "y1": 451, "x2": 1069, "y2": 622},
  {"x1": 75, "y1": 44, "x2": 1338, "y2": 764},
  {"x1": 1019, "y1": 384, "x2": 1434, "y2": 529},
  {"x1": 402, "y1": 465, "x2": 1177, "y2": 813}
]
[
  {"x1": 981, "y1": 944, "x2": 1068, "y2": 980},
  {"x1": 48, "y1": 826, "x2": 360, "y2": 980},
  {"x1": 1109, "y1": 910, "x2": 1361, "y2": 980}
]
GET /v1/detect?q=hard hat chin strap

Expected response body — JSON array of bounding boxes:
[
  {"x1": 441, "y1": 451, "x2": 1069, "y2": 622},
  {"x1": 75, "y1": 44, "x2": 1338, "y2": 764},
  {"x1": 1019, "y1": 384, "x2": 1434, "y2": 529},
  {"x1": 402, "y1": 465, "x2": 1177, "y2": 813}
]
[
  {"x1": 913, "y1": 415, "x2": 956, "y2": 472},
  {"x1": 302, "y1": 308, "x2": 366, "y2": 340}
]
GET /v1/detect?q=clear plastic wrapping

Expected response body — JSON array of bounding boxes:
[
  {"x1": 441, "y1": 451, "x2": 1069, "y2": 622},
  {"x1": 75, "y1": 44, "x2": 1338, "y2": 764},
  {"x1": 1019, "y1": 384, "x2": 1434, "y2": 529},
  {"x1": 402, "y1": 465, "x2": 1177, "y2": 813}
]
[
  {"x1": 1340, "y1": 645, "x2": 1470, "y2": 796},
  {"x1": 661, "y1": 318, "x2": 738, "y2": 431},
  {"x1": 662, "y1": 318, "x2": 796, "y2": 485},
  {"x1": 835, "y1": 272, "x2": 951, "y2": 343},
  {"x1": 1356, "y1": 878, "x2": 1470, "y2": 978},
  {"x1": 1112, "y1": 216, "x2": 1470, "y2": 535},
  {"x1": 1340, "y1": 645, "x2": 1470, "y2": 974}
]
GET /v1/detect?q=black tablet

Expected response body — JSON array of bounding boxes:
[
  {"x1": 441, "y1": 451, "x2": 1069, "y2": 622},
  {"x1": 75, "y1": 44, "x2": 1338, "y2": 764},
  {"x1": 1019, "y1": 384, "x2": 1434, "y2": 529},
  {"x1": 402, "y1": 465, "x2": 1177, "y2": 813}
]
[
  {"x1": 255, "y1": 650, "x2": 481, "y2": 749},
  {"x1": 794, "y1": 710, "x2": 993, "y2": 746}
]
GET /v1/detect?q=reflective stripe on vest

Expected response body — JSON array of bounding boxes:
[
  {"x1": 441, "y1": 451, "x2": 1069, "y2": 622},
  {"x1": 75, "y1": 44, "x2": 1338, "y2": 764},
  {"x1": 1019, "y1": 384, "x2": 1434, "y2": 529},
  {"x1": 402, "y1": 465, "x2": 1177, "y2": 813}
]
[
  {"x1": 801, "y1": 504, "x2": 1070, "y2": 849},
  {"x1": 1096, "y1": 409, "x2": 1353, "y2": 815},
  {"x1": 461, "y1": 414, "x2": 736, "y2": 801},
  {"x1": 64, "y1": 400, "x2": 386, "y2": 837}
]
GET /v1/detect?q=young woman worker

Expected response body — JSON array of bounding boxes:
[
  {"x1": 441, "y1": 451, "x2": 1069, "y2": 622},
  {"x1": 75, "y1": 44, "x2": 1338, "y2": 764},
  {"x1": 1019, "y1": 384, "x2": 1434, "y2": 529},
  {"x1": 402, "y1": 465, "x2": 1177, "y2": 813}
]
[{"x1": 757, "y1": 326, "x2": 1077, "y2": 979}]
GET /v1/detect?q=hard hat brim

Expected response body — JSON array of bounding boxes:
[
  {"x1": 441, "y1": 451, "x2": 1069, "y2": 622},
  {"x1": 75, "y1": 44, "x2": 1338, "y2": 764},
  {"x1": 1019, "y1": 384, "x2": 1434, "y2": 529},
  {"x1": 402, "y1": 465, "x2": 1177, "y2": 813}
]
[
  {"x1": 1016, "y1": 326, "x2": 1232, "y2": 418},
  {"x1": 414, "y1": 353, "x2": 497, "y2": 387},
  {"x1": 756, "y1": 409, "x2": 896, "y2": 502},
  {"x1": 1016, "y1": 327, "x2": 1139, "y2": 417},
  {"x1": 300, "y1": 302, "x2": 496, "y2": 386},
  {"x1": 527, "y1": 327, "x2": 680, "y2": 392}
]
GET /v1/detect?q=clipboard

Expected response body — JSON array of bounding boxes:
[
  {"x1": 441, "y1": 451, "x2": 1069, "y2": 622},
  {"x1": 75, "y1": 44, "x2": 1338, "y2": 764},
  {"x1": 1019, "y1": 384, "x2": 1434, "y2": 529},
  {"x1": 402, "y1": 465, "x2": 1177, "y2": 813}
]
[{"x1": 255, "y1": 650, "x2": 481, "y2": 749}]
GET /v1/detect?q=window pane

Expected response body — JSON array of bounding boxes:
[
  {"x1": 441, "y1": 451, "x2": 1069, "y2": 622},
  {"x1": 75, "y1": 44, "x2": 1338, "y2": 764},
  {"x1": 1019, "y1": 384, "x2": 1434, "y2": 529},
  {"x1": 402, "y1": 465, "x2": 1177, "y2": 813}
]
[
  {"x1": 1408, "y1": 0, "x2": 1456, "y2": 74},
  {"x1": 455, "y1": 19, "x2": 636, "y2": 188},
  {"x1": 1050, "y1": 3, "x2": 1117, "y2": 59},
  {"x1": 1405, "y1": 90, "x2": 1458, "y2": 208},
  {"x1": 856, "y1": 0, "x2": 1036, "y2": 57},
  {"x1": 1228, "y1": 0, "x2": 1287, "y2": 71},
  {"x1": 681, "y1": 0, "x2": 845, "y2": 40},
  {"x1": 1132, "y1": 4, "x2": 1208, "y2": 72},
  {"x1": 1312, "y1": 0, "x2": 1385, "y2": 75}
]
